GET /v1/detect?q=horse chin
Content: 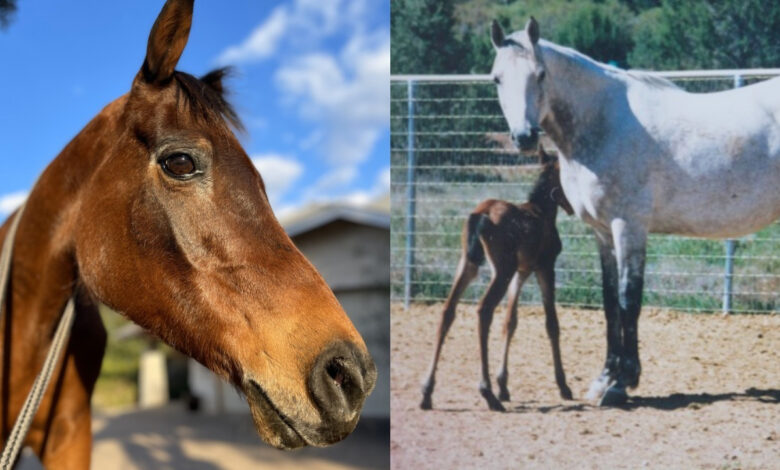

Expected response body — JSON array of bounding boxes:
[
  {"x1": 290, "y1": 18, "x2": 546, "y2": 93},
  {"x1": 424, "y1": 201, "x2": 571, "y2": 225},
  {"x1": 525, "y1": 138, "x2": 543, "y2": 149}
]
[
  {"x1": 244, "y1": 380, "x2": 308, "y2": 449},
  {"x1": 243, "y1": 379, "x2": 360, "y2": 450}
]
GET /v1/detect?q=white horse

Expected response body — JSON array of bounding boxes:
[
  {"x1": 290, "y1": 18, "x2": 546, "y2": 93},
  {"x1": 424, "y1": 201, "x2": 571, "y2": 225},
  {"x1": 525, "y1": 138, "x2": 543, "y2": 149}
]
[{"x1": 490, "y1": 18, "x2": 780, "y2": 405}]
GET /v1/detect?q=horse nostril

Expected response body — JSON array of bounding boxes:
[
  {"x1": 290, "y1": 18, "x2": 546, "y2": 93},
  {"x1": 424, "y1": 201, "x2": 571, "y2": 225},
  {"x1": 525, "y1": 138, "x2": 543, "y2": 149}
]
[{"x1": 309, "y1": 342, "x2": 376, "y2": 424}]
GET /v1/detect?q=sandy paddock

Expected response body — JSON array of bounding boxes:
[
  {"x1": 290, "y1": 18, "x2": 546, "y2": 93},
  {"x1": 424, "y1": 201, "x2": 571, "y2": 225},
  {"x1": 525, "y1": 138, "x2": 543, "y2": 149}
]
[{"x1": 391, "y1": 303, "x2": 779, "y2": 469}]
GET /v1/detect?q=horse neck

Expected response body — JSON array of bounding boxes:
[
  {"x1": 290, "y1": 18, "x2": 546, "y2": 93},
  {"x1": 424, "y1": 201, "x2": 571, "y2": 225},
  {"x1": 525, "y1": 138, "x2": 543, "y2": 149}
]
[
  {"x1": 538, "y1": 41, "x2": 621, "y2": 156},
  {"x1": 2, "y1": 99, "x2": 123, "y2": 350}
]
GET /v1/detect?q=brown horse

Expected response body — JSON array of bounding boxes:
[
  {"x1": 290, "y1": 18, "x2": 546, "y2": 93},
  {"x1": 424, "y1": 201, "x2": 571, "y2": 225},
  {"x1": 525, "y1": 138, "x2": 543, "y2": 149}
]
[
  {"x1": 0, "y1": 1, "x2": 376, "y2": 467},
  {"x1": 420, "y1": 149, "x2": 574, "y2": 411}
]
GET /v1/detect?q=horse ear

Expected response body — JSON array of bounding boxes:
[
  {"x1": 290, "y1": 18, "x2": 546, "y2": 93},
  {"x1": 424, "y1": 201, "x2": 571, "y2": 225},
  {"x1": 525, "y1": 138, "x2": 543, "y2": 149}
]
[
  {"x1": 538, "y1": 147, "x2": 554, "y2": 165},
  {"x1": 491, "y1": 20, "x2": 505, "y2": 49},
  {"x1": 142, "y1": 0, "x2": 194, "y2": 84},
  {"x1": 526, "y1": 16, "x2": 540, "y2": 45}
]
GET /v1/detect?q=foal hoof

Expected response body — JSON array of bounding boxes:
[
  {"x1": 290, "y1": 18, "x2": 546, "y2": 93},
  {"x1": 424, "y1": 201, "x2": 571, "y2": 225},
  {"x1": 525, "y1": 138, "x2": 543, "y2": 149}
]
[
  {"x1": 598, "y1": 383, "x2": 629, "y2": 407},
  {"x1": 480, "y1": 388, "x2": 505, "y2": 412},
  {"x1": 559, "y1": 385, "x2": 573, "y2": 401},
  {"x1": 420, "y1": 394, "x2": 433, "y2": 410},
  {"x1": 498, "y1": 388, "x2": 511, "y2": 402}
]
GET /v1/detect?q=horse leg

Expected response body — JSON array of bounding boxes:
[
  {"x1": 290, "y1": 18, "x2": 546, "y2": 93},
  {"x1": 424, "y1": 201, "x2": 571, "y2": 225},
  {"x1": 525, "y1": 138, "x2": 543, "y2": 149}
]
[
  {"x1": 535, "y1": 266, "x2": 573, "y2": 400},
  {"x1": 496, "y1": 271, "x2": 530, "y2": 402},
  {"x1": 586, "y1": 229, "x2": 623, "y2": 402},
  {"x1": 477, "y1": 267, "x2": 514, "y2": 412},
  {"x1": 600, "y1": 219, "x2": 647, "y2": 406},
  {"x1": 612, "y1": 219, "x2": 646, "y2": 387},
  {"x1": 420, "y1": 256, "x2": 479, "y2": 410}
]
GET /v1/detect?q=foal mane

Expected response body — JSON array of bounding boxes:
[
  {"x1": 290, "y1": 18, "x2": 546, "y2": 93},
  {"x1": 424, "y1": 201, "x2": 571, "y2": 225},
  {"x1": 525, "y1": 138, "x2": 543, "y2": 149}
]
[{"x1": 172, "y1": 67, "x2": 244, "y2": 132}]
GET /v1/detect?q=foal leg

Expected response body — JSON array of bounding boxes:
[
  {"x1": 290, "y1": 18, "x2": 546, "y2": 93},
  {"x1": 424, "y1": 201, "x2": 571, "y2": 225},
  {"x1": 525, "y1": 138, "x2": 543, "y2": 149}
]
[
  {"x1": 420, "y1": 256, "x2": 479, "y2": 409},
  {"x1": 477, "y1": 267, "x2": 515, "y2": 411},
  {"x1": 496, "y1": 271, "x2": 530, "y2": 402},
  {"x1": 586, "y1": 229, "x2": 623, "y2": 402},
  {"x1": 536, "y1": 266, "x2": 573, "y2": 400}
]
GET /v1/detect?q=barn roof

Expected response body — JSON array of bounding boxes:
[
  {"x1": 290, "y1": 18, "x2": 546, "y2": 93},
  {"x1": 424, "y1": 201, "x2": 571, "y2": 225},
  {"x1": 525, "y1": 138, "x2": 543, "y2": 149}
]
[{"x1": 281, "y1": 199, "x2": 390, "y2": 238}]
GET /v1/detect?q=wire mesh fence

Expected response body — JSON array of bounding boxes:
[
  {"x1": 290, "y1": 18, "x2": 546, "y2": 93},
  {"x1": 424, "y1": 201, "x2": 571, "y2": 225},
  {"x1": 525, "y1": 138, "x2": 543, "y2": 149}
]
[{"x1": 390, "y1": 70, "x2": 780, "y2": 314}]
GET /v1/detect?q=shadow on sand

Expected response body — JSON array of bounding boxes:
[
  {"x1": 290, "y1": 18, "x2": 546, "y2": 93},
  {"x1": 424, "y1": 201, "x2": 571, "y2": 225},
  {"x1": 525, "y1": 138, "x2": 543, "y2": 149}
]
[
  {"x1": 431, "y1": 387, "x2": 778, "y2": 414},
  {"x1": 93, "y1": 403, "x2": 389, "y2": 470}
]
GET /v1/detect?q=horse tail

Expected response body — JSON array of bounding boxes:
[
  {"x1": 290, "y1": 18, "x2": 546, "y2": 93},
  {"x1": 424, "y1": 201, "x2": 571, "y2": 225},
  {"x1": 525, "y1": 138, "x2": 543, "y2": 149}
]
[{"x1": 465, "y1": 213, "x2": 488, "y2": 266}]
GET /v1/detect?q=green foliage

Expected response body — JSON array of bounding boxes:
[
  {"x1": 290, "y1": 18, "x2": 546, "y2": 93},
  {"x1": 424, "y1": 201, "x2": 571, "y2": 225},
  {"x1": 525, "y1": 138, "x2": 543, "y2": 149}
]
[
  {"x1": 391, "y1": 0, "x2": 467, "y2": 74},
  {"x1": 0, "y1": 0, "x2": 17, "y2": 29},
  {"x1": 392, "y1": 0, "x2": 780, "y2": 73},
  {"x1": 630, "y1": 0, "x2": 780, "y2": 69}
]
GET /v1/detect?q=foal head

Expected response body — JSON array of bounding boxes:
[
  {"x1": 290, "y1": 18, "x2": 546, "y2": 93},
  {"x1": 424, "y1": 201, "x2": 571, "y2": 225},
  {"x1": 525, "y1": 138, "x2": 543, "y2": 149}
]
[
  {"x1": 490, "y1": 18, "x2": 547, "y2": 154},
  {"x1": 534, "y1": 149, "x2": 574, "y2": 216},
  {"x1": 72, "y1": 0, "x2": 375, "y2": 449}
]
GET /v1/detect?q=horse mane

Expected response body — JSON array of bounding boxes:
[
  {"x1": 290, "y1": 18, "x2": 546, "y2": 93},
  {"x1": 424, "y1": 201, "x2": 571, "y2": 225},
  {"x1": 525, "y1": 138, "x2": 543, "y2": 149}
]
[
  {"x1": 538, "y1": 39, "x2": 679, "y2": 90},
  {"x1": 172, "y1": 67, "x2": 244, "y2": 132}
]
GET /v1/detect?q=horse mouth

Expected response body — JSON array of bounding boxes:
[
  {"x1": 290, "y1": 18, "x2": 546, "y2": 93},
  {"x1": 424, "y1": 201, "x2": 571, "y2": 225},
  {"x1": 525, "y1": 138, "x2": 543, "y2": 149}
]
[{"x1": 246, "y1": 380, "x2": 307, "y2": 450}]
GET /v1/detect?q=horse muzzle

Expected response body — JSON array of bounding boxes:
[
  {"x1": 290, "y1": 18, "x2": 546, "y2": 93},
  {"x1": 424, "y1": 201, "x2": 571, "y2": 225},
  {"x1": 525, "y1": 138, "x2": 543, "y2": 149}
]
[
  {"x1": 512, "y1": 128, "x2": 539, "y2": 154},
  {"x1": 245, "y1": 341, "x2": 377, "y2": 449}
]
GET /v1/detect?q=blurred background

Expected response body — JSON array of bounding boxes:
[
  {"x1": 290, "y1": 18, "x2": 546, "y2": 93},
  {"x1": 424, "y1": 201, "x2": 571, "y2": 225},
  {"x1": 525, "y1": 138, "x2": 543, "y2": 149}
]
[{"x1": 0, "y1": 1, "x2": 389, "y2": 468}]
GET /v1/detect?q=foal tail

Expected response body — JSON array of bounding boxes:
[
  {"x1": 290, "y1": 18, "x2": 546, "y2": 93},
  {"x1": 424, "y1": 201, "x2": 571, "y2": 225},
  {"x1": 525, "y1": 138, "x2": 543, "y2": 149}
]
[{"x1": 465, "y1": 213, "x2": 488, "y2": 266}]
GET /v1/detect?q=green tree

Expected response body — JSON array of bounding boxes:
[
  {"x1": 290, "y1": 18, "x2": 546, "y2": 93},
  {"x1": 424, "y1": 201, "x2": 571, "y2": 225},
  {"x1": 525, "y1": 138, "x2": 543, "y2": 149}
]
[
  {"x1": 1, "y1": 0, "x2": 17, "y2": 29},
  {"x1": 630, "y1": 0, "x2": 780, "y2": 70},
  {"x1": 460, "y1": 0, "x2": 634, "y2": 72},
  {"x1": 391, "y1": 0, "x2": 467, "y2": 74}
]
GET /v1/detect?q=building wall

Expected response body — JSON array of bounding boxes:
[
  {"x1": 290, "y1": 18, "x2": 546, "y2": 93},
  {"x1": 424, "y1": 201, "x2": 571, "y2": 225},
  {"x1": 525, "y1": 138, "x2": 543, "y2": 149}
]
[{"x1": 292, "y1": 221, "x2": 390, "y2": 418}]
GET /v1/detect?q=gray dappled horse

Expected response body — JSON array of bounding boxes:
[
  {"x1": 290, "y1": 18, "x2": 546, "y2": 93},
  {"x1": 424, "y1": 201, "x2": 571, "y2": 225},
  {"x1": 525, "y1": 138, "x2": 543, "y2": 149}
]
[{"x1": 490, "y1": 18, "x2": 780, "y2": 405}]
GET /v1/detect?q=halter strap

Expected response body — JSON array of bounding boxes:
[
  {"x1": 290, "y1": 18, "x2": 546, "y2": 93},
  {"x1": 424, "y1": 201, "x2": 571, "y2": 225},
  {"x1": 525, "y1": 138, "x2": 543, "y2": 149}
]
[{"x1": 0, "y1": 206, "x2": 77, "y2": 469}]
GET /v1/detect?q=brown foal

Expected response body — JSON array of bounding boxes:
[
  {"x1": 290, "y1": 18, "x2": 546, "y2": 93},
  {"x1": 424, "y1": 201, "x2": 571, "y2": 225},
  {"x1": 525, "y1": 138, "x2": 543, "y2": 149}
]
[
  {"x1": 0, "y1": 1, "x2": 375, "y2": 467},
  {"x1": 420, "y1": 149, "x2": 574, "y2": 411}
]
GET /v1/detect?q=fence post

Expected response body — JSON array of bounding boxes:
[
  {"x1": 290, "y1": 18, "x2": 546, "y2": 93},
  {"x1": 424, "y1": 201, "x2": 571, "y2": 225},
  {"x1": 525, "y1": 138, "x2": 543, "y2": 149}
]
[
  {"x1": 722, "y1": 74, "x2": 743, "y2": 315},
  {"x1": 404, "y1": 80, "x2": 417, "y2": 309}
]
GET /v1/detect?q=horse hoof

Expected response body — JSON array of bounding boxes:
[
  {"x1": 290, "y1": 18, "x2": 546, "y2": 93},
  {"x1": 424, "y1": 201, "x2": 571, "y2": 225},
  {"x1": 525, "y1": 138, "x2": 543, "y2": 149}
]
[
  {"x1": 560, "y1": 386, "x2": 573, "y2": 401},
  {"x1": 479, "y1": 387, "x2": 505, "y2": 411},
  {"x1": 598, "y1": 384, "x2": 628, "y2": 407},
  {"x1": 420, "y1": 395, "x2": 432, "y2": 410},
  {"x1": 585, "y1": 374, "x2": 611, "y2": 402},
  {"x1": 487, "y1": 399, "x2": 506, "y2": 412},
  {"x1": 498, "y1": 389, "x2": 511, "y2": 402}
]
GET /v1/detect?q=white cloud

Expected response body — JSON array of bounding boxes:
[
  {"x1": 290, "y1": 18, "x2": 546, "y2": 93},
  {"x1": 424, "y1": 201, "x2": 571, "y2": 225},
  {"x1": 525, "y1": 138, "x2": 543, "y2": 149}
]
[
  {"x1": 297, "y1": 165, "x2": 388, "y2": 210},
  {"x1": 216, "y1": 7, "x2": 289, "y2": 65},
  {"x1": 251, "y1": 155, "x2": 303, "y2": 206},
  {"x1": 0, "y1": 191, "x2": 28, "y2": 216},
  {"x1": 305, "y1": 166, "x2": 357, "y2": 198},
  {"x1": 216, "y1": 0, "x2": 369, "y2": 66},
  {"x1": 275, "y1": 30, "x2": 389, "y2": 166}
]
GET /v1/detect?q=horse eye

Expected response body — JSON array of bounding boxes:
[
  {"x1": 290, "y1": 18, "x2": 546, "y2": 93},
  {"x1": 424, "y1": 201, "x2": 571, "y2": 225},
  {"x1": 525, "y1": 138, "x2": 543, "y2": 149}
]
[
  {"x1": 538, "y1": 70, "x2": 546, "y2": 82},
  {"x1": 161, "y1": 153, "x2": 197, "y2": 178}
]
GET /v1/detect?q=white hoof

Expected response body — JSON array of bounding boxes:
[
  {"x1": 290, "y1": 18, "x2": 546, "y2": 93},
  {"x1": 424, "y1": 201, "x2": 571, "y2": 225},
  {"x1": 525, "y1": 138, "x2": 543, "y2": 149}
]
[{"x1": 585, "y1": 374, "x2": 611, "y2": 402}]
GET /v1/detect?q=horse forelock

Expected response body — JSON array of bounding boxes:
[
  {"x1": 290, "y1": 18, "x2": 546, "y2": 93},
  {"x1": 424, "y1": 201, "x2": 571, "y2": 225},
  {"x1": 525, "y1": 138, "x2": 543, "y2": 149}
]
[{"x1": 172, "y1": 68, "x2": 244, "y2": 133}]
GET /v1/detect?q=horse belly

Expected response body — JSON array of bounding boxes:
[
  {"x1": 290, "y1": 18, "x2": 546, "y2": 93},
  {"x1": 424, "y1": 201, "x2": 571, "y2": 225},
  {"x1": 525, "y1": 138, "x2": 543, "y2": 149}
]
[{"x1": 649, "y1": 180, "x2": 780, "y2": 238}]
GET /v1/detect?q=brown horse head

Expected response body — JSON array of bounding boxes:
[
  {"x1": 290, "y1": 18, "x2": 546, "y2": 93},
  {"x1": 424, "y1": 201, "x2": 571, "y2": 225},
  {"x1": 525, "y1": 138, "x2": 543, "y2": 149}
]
[{"x1": 66, "y1": 0, "x2": 375, "y2": 449}]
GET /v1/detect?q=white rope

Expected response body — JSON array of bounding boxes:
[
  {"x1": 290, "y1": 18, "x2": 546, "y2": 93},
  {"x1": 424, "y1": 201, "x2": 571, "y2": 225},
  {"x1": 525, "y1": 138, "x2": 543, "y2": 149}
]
[{"x1": 0, "y1": 208, "x2": 77, "y2": 469}]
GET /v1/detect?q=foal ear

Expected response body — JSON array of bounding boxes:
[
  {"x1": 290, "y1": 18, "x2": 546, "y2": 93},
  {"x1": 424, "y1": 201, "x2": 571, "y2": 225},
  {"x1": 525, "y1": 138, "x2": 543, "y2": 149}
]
[
  {"x1": 538, "y1": 147, "x2": 554, "y2": 165},
  {"x1": 142, "y1": 0, "x2": 194, "y2": 84},
  {"x1": 490, "y1": 20, "x2": 505, "y2": 49},
  {"x1": 526, "y1": 16, "x2": 540, "y2": 45}
]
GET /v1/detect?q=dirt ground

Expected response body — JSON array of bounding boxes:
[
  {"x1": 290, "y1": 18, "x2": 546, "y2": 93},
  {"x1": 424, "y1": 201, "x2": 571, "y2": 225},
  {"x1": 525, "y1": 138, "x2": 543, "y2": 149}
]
[
  {"x1": 391, "y1": 303, "x2": 779, "y2": 469},
  {"x1": 92, "y1": 405, "x2": 388, "y2": 469}
]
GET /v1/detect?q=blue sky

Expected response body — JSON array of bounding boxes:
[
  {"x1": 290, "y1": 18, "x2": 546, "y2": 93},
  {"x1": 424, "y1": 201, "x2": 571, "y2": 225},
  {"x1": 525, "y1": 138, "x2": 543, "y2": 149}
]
[{"x1": 0, "y1": 0, "x2": 389, "y2": 218}]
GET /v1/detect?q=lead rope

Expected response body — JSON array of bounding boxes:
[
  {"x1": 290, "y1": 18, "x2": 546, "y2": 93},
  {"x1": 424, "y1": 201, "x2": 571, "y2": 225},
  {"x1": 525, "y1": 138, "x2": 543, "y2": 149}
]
[{"x1": 0, "y1": 206, "x2": 77, "y2": 469}]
